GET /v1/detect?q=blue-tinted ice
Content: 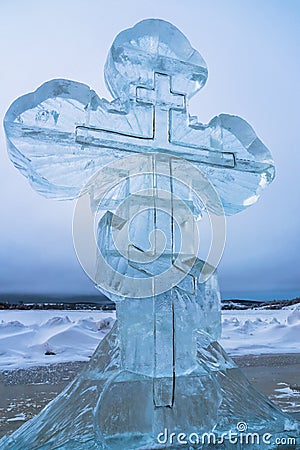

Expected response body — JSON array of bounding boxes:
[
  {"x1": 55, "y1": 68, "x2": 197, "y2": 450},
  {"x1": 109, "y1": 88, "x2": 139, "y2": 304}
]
[{"x1": 2, "y1": 18, "x2": 298, "y2": 449}]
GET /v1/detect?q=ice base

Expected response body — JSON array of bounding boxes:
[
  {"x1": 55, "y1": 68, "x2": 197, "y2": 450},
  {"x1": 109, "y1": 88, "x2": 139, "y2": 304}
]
[{"x1": 1, "y1": 321, "x2": 298, "y2": 449}]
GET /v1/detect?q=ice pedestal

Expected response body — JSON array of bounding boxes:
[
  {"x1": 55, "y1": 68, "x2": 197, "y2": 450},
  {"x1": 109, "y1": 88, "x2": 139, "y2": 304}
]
[
  {"x1": 95, "y1": 290, "x2": 221, "y2": 449},
  {"x1": 1, "y1": 261, "x2": 298, "y2": 449}
]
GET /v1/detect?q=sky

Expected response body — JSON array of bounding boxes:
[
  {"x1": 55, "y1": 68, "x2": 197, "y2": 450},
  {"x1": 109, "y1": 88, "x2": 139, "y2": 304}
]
[{"x1": 0, "y1": 0, "x2": 299, "y2": 300}]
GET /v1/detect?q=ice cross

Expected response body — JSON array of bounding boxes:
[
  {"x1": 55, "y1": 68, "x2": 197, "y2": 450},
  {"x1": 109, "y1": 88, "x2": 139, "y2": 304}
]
[
  {"x1": 136, "y1": 73, "x2": 185, "y2": 143},
  {"x1": 4, "y1": 17, "x2": 275, "y2": 420}
]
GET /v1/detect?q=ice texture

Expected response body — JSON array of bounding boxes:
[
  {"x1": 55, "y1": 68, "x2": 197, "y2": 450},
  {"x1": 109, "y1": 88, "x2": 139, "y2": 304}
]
[{"x1": 2, "y1": 18, "x2": 298, "y2": 450}]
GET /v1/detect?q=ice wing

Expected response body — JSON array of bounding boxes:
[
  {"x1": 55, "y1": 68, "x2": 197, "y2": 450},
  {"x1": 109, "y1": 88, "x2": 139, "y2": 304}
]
[{"x1": 4, "y1": 79, "x2": 152, "y2": 200}]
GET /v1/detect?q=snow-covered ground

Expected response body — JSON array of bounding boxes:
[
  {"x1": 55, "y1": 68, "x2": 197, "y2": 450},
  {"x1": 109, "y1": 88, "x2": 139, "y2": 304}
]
[
  {"x1": 0, "y1": 306, "x2": 299, "y2": 370},
  {"x1": 221, "y1": 307, "x2": 300, "y2": 356},
  {"x1": 0, "y1": 311, "x2": 115, "y2": 370}
]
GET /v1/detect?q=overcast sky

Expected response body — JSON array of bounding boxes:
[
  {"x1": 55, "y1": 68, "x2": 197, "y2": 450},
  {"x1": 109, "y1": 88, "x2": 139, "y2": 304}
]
[{"x1": 0, "y1": 0, "x2": 299, "y2": 300}]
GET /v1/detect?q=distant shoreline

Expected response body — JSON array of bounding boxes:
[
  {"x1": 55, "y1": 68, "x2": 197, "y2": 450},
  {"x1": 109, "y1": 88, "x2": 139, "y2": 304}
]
[{"x1": 0, "y1": 296, "x2": 299, "y2": 311}]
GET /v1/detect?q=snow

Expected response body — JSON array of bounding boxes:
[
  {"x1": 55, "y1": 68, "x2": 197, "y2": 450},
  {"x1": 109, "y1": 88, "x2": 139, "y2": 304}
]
[
  {"x1": 0, "y1": 306, "x2": 299, "y2": 370},
  {"x1": 220, "y1": 306, "x2": 300, "y2": 356},
  {"x1": 0, "y1": 311, "x2": 115, "y2": 370},
  {"x1": 7, "y1": 413, "x2": 26, "y2": 422}
]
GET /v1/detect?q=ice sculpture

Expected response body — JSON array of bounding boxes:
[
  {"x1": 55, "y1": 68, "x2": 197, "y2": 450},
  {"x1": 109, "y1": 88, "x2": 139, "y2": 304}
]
[{"x1": 2, "y1": 19, "x2": 299, "y2": 449}]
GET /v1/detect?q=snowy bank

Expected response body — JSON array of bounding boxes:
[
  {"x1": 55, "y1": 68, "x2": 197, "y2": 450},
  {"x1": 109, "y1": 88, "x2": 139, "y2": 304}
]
[{"x1": 0, "y1": 307, "x2": 299, "y2": 370}]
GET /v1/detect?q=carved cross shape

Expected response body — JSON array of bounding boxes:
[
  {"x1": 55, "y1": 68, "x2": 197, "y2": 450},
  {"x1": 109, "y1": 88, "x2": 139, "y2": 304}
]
[
  {"x1": 75, "y1": 72, "x2": 235, "y2": 169},
  {"x1": 4, "y1": 19, "x2": 275, "y2": 412}
]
